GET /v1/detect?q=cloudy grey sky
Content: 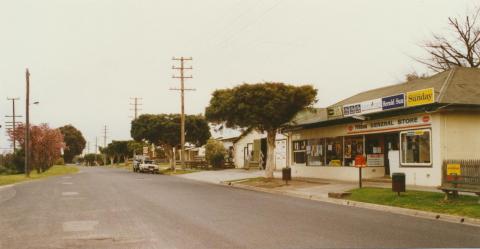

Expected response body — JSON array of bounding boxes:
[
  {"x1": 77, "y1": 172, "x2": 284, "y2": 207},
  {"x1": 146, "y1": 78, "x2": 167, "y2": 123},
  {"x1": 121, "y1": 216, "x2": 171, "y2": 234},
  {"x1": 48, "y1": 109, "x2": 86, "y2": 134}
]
[{"x1": 0, "y1": 0, "x2": 475, "y2": 151}]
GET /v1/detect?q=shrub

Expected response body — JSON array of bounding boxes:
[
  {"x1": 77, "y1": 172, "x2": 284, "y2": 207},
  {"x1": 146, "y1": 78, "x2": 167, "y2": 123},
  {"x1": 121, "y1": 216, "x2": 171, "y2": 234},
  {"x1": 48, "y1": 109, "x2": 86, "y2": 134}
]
[
  {"x1": 54, "y1": 158, "x2": 65, "y2": 165},
  {"x1": 0, "y1": 151, "x2": 25, "y2": 174},
  {"x1": 205, "y1": 139, "x2": 227, "y2": 169}
]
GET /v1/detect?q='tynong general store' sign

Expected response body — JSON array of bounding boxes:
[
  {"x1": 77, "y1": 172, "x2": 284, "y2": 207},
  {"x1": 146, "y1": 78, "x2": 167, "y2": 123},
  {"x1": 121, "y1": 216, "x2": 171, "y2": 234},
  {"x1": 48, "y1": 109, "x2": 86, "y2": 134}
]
[{"x1": 346, "y1": 115, "x2": 431, "y2": 134}]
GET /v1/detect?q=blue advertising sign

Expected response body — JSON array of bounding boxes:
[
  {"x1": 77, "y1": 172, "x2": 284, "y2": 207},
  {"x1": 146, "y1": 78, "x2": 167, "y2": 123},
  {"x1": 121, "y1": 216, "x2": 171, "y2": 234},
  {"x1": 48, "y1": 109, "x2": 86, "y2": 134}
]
[{"x1": 382, "y1": 94, "x2": 405, "y2": 110}]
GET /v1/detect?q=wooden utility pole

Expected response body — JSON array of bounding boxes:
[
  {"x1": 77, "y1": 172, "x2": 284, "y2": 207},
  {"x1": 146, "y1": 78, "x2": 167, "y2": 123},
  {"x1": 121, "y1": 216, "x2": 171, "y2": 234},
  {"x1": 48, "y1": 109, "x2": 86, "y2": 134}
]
[
  {"x1": 5, "y1": 97, "x2": 22, "y2": 152},
  {"x1": 25, "y1": 69, "x2": 30, "y2": 177},
  {"x1": 95, "y1": 136, "x2": 98, "y2": 165},
  {"x1": 102, "y1": 125, "x2": 108, "y2": 165},
  {"x1": 129, "y1": 97, "x2": 142, "y2": 120},
  {"x1": 170, "y1": 57, "x2": 195, "y2": 170}
]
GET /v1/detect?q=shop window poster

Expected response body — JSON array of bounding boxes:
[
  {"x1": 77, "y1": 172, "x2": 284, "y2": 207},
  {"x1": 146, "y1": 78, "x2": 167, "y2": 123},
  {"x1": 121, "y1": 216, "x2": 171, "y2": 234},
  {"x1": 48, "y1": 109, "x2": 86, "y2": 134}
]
[{"x1": 345, "y1": 144, "x2": 352, "y2": 158}]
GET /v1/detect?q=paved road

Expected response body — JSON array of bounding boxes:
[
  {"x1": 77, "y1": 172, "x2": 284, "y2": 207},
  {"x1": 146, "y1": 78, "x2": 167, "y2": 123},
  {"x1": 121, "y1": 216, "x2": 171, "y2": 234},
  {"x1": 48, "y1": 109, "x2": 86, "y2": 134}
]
[{"x1": 1, "y1": 167, "x2": 479, "y2": 249}]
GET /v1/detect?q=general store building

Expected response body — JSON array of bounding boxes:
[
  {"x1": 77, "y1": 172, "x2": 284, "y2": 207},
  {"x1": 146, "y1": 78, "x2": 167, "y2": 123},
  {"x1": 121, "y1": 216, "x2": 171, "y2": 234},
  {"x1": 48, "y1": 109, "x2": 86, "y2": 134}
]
[{"x1": 285, "y1": 68, "x2": 480, "y2": 187}]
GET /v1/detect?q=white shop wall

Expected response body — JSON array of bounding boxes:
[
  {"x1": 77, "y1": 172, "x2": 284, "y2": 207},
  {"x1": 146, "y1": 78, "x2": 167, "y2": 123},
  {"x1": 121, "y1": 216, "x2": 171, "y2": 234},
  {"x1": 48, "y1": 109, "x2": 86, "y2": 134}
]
[
  {"x1": 233, "y1": 131, "x2": 287, "y2": 168},
  {"x1": 288, "y1": 113, "x2": 441, "y2": 185}
]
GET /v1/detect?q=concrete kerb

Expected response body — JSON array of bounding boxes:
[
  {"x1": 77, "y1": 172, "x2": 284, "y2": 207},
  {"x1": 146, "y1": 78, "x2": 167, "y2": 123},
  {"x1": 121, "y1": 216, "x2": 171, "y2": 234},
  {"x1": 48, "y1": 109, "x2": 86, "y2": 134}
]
[{"x1": 221, "y1": 181, "x2": 480, "y2": 228}]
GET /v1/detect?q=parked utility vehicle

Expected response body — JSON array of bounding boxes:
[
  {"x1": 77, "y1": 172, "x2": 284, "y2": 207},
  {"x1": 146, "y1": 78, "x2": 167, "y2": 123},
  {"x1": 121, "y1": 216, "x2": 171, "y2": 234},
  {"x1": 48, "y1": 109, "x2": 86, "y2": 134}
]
[{"x1": 138, "y1": 160, "x2": 160, "y2": 174}]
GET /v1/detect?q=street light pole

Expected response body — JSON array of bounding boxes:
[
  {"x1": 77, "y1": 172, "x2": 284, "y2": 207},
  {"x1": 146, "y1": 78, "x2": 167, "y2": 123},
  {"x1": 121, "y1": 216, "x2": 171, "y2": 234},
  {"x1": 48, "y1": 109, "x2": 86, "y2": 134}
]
[{"x1": 25, "y1": 68, "x2": 30, "y2": 177}]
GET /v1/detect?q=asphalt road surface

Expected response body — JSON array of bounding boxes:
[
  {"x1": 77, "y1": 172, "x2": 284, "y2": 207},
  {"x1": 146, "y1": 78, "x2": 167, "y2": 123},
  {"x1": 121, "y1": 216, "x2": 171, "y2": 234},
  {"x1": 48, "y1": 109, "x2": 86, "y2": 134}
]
[{"x1": 1, "y1": 167, "x2": 479, "y2": 249}]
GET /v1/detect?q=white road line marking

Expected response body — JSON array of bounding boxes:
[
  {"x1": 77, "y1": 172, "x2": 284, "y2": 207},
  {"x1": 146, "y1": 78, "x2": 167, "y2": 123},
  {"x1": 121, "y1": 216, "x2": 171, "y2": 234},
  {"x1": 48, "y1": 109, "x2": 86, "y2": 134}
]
[
  {"x1": 62, "y1": 192, "x2": 79, "y2": 196},
  {"x1": 63, "y1": 220, "x2": 98, "y2": 232},
  {"x1": 62, "y1": 182, "x2": 73, "y2": 185},
  {"x1": 62, "y1": 176, "x2": 72, "y2": 179}
]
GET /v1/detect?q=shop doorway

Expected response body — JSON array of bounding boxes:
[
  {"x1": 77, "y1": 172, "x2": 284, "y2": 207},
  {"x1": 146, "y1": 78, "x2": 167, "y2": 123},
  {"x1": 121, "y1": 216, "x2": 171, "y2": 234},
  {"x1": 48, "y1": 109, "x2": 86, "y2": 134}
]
[
  {"x1": 384, "y1": 132, "x2": 399, "y2": 176},
  {"x1": 365, "y1": 132, "x2": 399, "y2": 176}
]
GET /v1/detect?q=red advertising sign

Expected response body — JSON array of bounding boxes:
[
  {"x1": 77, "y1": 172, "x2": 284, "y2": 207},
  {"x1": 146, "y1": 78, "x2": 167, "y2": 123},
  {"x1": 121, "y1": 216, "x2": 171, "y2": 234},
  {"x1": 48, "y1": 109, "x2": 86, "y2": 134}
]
[{"x1": 355, "y1": 155, "x2": 366, "y2": 168}]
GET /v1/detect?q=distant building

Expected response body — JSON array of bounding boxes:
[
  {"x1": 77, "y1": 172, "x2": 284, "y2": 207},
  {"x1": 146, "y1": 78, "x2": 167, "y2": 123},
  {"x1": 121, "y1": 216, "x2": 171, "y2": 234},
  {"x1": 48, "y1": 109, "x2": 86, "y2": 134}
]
[{"x1": 233, "y1": 129, "x2": 287, "y2": 169}]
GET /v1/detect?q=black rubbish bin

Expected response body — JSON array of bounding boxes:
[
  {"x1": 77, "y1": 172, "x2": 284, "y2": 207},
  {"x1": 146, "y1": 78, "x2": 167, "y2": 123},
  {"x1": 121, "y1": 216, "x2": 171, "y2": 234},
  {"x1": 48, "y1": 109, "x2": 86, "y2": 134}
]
[
  {"x1": 282, "y1": 167, "x2": 292, "y2": 182},
  {"x1": 392, "y1": 173, "x2": 406, "y2": 195}
]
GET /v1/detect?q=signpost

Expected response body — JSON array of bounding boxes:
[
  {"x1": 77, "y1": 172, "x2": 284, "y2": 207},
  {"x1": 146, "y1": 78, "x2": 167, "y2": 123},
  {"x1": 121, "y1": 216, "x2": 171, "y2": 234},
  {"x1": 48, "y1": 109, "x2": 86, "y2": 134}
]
[{"x1": 355, "y1": 155, "x2": 367, "y2": 188}]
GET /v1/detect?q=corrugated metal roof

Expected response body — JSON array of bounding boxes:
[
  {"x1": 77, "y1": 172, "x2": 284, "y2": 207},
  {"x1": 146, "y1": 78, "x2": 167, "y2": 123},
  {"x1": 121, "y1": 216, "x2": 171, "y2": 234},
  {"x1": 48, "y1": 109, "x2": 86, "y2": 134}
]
[
  {"x1": 287, "y1": 67, "x2": 480, "y2": 127},
  {"x1": 329, "y1": 67, "x2": 480, "y2": 108}
]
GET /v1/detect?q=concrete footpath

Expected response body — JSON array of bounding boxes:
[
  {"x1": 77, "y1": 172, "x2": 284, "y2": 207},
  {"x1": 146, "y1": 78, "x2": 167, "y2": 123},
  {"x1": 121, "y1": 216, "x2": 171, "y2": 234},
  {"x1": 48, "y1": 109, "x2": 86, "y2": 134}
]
[{"x1": 177, "y1": 169, "x2": 480, "y2": 227}]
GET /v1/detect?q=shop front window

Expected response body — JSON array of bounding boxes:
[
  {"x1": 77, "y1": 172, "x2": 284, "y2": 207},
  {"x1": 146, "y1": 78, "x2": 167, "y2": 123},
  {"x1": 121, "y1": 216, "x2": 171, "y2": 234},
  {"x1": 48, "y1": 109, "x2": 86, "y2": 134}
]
[
  {"x1": 307, "y1": 139, "x2": 325, "y2": 166},
  {"x1": 365, "y1": 134, "x2": 385, "y2": 167},
  {"x1": 401, "y1": 129, "x2": 431, "y2": 166},
  {"x1": 344, "y1": 136, "x2": 364, "y2": 166},
  {"x1": 293, "y1": 140, "x2": 307, "y2": 164},
  {"x1": 326, "y1": 137, "x2": 343, "y2": 166}
]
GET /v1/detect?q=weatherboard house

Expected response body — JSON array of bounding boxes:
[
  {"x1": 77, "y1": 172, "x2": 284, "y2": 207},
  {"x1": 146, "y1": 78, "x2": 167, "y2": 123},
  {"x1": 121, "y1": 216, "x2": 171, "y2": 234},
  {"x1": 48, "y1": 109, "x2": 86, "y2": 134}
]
[{"x1": 284, "y1": 67, "x2": 480, "y2": 187}]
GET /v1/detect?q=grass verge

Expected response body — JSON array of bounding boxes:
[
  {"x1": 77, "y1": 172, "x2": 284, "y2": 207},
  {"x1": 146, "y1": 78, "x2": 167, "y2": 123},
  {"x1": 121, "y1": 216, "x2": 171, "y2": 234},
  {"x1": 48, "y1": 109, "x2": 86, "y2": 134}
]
[
  {"x1": 347, "y1": 187, "x2": 480, "y2": 219},
  {"x1": 230, "y1": 177, "x2": 324, "y2": 189},
  {"x1": 0, "y1": 165, "x2": 79, "y2": 186},
  {"x1": 159, "y1": 168, "x2": 199, "y2": 175}
]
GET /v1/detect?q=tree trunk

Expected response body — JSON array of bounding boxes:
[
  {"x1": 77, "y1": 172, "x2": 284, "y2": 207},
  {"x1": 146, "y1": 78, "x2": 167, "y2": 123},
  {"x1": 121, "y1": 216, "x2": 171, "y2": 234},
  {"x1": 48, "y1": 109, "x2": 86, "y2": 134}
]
[
  {"x1": 110, "y1": 156, "x2": 114, "y2": 165},
  {"x1": 161, "y1": 144, "x2": 174, "y2": 170},
  {"x1": 265, "y1": 130, "x2": 276, "y2": 178}
]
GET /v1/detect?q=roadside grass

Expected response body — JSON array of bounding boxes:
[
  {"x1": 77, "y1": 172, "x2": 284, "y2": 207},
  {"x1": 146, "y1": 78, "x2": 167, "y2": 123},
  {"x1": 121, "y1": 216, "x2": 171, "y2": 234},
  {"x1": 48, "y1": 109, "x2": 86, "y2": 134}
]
[
  {"x1": 159, "y1": 168, "x2": 199, "y2": 175},
  {"x1": 230, "y1": 177, "x2": 322, "y2": 189},
  {"x1": 347, "y1": 187, "x2": 480, "y2": 219},
  {"x1": 0, "y1": 165, "x2": 79, "y2": 186}
]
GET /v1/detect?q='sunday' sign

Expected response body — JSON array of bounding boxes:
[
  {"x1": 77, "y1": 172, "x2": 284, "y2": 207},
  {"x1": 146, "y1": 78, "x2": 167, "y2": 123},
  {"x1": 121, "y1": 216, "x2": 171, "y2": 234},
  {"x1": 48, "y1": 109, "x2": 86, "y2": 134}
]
[
  {"x1": 406, "y1": 88, "x2": 434, "y2": 107},
  {"x1": 382, "y1": 94, "x2": 405, "y2": 110},
  {"x1": 338, "y1": 88, "x2": 434, "y2": 118},
  {"x1": 346, "y1": 115, "x2": 431, "y2": 134}
]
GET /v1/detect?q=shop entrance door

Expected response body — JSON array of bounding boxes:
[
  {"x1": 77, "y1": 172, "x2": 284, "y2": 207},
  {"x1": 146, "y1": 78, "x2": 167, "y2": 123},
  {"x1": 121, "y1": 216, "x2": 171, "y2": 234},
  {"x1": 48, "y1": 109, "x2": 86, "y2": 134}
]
[{"x1": 384, "y1": 132, "x2": 399, "y2": 176}]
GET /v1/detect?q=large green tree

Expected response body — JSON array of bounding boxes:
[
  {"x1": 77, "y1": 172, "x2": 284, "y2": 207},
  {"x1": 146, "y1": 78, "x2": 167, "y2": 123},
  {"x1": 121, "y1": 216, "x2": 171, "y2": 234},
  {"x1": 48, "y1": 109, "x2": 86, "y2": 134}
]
[
  {"x1": 205, "y1": 82, "x2": 317, "y2": 178},
  {"x1": 59, "y1": 125, "x2": 86, "y2": 163},
  {"x1": 130, "y1": 114, "x2": 211, "y2": 168}
]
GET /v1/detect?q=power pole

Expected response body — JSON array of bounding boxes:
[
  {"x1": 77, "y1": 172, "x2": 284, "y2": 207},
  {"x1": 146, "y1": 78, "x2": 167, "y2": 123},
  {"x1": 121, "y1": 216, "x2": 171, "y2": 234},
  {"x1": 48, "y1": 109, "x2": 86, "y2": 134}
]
[
  {"x1": 5, "y1": 97, "x2": 22, "y2": 152},
  {"x1": 129, "y1": 97, "x2": 142, "y2": 120},
  {"x1": 95, "y1": 136, "x2": 98, "y2": 166},
  {"x1": 102, "y1": 125, "x2": 108, "y2": 165},
  {"x1": 170, "y1": 57, "x2": 195, "y2": 170},
  {"x1": 25, "y1": 69, "x2": 30, "y2": 177}
]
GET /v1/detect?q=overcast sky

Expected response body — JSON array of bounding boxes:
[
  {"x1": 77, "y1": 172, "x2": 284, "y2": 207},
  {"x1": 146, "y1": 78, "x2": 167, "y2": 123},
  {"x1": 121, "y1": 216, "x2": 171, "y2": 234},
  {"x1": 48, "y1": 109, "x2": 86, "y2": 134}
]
[{"x1": 0, "y1": 0, "x2": 475, "y2": 152}]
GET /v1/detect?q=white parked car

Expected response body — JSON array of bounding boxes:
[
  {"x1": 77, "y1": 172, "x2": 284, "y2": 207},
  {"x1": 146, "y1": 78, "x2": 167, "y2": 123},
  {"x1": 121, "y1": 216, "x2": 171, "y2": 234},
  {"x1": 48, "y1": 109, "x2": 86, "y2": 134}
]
[{"x1": 138, "y1": 160, "x2": 160, "y2": 174}]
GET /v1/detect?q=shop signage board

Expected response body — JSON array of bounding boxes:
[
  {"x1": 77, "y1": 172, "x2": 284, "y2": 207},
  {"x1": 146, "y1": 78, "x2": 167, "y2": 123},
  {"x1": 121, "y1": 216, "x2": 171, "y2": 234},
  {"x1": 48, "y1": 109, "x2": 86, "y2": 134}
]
[
  {"x1": 382, "y1": 93, "x2": 405, "y2": 110},
  {"x1": 343, "y1": 103, "x2": 361, "y2": 116},
  {"x1": 360, "y1": 98, "x2": 382, "y2": 114},
  {"x1": 327, "y1": 105, "x2": 343, "y2": 119},
  {"x1": 447, "y1": 163, "x2": 461, "y2": 175},
  {"x1": 367, "y1": 154, "x2": 384, "y2": 166},
  {"x1": 406, "y1": 88, "x2": 434, "y2": 107},
  {"x1": 346, "y1": 114, "x2": 431, "y2": 134}
]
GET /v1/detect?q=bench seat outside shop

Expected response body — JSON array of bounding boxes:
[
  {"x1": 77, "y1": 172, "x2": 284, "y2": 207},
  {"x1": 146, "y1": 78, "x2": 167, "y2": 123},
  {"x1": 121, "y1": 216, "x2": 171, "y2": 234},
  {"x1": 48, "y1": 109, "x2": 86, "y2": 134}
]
[{"x1": 439, "y1": 160, "x2": 480, "y2": 202}]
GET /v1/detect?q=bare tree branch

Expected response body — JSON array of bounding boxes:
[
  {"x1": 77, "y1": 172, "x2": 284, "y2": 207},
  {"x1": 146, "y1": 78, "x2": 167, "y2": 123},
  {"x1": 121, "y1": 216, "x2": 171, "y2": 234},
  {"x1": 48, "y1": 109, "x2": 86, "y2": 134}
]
[{"x1": 416, "y1": 7, "x2": 480, "y2": 72}]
